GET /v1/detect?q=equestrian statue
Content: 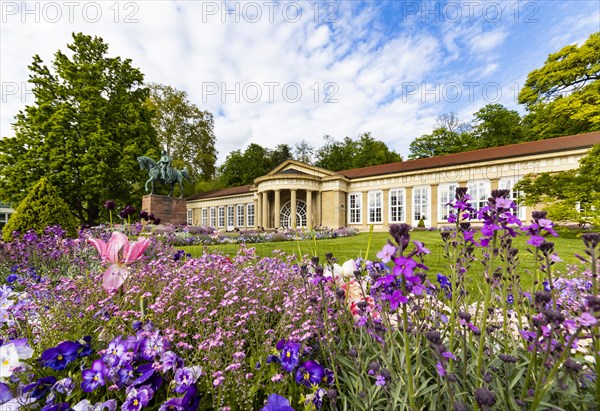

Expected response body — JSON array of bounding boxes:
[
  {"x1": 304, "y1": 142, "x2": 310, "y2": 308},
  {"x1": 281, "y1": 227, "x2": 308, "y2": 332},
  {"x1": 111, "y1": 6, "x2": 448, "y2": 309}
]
[{"x1": 137, "y1": 150, "x2": 191, "y2": 198}]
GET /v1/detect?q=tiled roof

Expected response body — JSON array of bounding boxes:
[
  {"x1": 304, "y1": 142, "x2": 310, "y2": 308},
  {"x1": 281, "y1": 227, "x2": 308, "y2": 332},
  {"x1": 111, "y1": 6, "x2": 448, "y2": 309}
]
[
  {"x1": 187, "y1": 185, "x2": 252, "y2": 201},
  {"x1": 337, "y1": 131, "x2": 600, "y2": 179}
]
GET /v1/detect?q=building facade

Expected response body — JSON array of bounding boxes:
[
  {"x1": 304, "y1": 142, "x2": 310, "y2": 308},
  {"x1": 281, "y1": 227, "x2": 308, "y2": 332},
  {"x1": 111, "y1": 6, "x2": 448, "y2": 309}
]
[{"x1": 186, "y1": 131, "x2": 600, "y2": 231}]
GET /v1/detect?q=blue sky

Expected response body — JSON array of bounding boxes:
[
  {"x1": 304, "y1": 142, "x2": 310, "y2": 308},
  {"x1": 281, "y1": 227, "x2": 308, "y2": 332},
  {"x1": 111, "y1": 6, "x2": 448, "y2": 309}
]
[{"x1": 1, "y1": 1, "x2": 598, "y2": 163}]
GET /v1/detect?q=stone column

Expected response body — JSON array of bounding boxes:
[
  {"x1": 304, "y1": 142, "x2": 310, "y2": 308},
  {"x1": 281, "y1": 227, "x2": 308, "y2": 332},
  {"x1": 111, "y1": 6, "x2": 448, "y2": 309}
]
[
  {"x1": 430, "y1": 183, "x2": 439, "y2": 228},
  {"x1": 290, "y1": 189, "x2": 297, "y2": 227},
  {"x1": 362, "y1": 191, "x2": 369, "y2": 225},
  {"x1": 306, "y1": 190, "x2": 313, "y2": 228},
  {"x1": 405, "y1": 187, "x2": 413, "y2": 225},
  {"x1": 274, "y1": 189, "x2": 281, "y2": 228},
  {"x1": 382, "y1": 189, "x2": 389, "y2": 225},
  {"x1": 256, "y1": 194, "x2": 262, "y2": 228},
  {"x1": 262, "y1": 191, "x2": 269, "y2": 229},
  {"x1": 315, "y1": 191, "x2": 322, "y2": 227}
]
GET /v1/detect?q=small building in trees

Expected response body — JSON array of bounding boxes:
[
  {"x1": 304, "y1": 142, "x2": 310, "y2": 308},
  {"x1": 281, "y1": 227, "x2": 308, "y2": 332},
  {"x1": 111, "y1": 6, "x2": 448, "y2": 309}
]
[
  {"x1": 0, "y1": 202, "x2": 15, "y2": 229},
  {"x1": 186, "y1": 132, "x2": 600, "y2": 231}
]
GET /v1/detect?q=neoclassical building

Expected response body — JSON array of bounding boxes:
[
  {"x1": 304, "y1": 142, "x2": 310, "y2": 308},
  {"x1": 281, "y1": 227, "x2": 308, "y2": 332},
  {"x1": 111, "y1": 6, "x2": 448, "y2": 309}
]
[{"x1": 186, "y1": 131, "x2": 600, "y2": 231}]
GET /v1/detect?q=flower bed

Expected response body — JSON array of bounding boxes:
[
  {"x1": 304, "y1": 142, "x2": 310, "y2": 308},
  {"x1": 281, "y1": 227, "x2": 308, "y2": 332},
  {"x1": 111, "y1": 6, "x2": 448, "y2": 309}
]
[{"x1": 0, "y1": 188, "x2": 599, "y2": 410}]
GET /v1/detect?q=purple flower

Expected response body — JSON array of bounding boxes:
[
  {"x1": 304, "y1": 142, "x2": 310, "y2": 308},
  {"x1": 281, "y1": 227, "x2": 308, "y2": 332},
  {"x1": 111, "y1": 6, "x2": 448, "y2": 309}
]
[
  {"x1": 174, "y1": 366, "x2": 203, "y2": 393},
  {"x1": 139, "y1": 332, "x2": 166, "y2": 361},
  {"x1": 437, "y1": 274, "x2": 451, "y2": 290},
  {"x1": 102, "y1": 338, "x2": 127, "y2": 367},
  {"x1": 527, "y1": 235, "x2": 545, "y2": 247},
  {"x1": 0, "y1": 382, "x2": 13, "y2": 402},
  {"x1": 279, "y1": 340, "x2": 301, "y2": 373},
  {"x1": 23, "y1": 376, "x2": 56, "y2": 400},
  {"x1": 580, "y1": 312, "x2": 598, "y2": 327},
  {"x1": 376, "y1": 243, "x2": 396, "y2": 263},
  {"x1": 383, "y1": 290, "x2": 408, "y2": 310},
  {"x1": 161, "y1": 351, "x2": 181, "y2": 371},
  {"x1": 261, "y1": 394, "x2": 295, "y2": 411},
  {"x1": 123, "y1": 387, "x2": 151, "y2": 411},
  {"x1": 392, "y1": 256, "x2": 417, "y2": 277},
  {"x1": 435, "y1": 362, "x2": 446, "y2": 377},
  {"x1": 295, "y1": 360, "x2": 325, "y2": 388},
  {"x1": 40, "y1": 341, "x2": 80, "y2": 370},
  {"x1": 41, "y1": 403, "x2": 70, "y2": 411},
  {"x1": 81, "y1": 359, "x2": 107, "y2": 392},
  {"x1": 375, "y1": 374, "x2": 386, "y2": 386},
  {"x1": 117, "y1": 364, "x2": 136, "y2": 387},
  {"x1": 412, "y1": 240, "x2": 430, "y2": 255},
  {"x1": 104, "y1": 200, "x2": 117, "y2": 210}
]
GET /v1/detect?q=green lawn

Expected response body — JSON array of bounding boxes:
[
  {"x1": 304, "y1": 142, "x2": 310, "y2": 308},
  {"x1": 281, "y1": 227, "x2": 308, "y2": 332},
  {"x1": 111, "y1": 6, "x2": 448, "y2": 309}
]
[{"x1": 182, "y1": 231, "x2": 587, "y2": 291}]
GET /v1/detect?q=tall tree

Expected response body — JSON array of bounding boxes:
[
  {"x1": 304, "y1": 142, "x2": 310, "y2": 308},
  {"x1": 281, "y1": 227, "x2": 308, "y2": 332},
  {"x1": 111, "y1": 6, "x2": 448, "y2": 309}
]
[
  {"x1": 315, "y1": 133, "x2": 401, "y2": 171},
  {"x1": 471, "y1": 104, "x2": 529, "y2": 148},
  {"x1": 147, "y1": 83, "x2": 217, "y2": 179},
  {"x1": 519, "y1": 32, "x2": 600, "y2": 138},
  {"x1": 0, "y1": 33, "x2": 157, "y2": 225},
  {"x1": 408, "y1": 113, "x2": 473, "y2": 159},
  {"x1": 269, "y1": 144, "x2": 294, "y2": 167},
  {"x1": 294, "y1": 140, "x2": 315, "y2": 164}
]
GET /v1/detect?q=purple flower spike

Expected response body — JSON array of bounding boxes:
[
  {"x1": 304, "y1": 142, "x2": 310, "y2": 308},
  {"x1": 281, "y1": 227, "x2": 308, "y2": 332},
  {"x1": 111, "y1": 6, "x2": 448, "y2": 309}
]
[{"x1": 81, "y1": 359, "x2": 107, "y2": 392}]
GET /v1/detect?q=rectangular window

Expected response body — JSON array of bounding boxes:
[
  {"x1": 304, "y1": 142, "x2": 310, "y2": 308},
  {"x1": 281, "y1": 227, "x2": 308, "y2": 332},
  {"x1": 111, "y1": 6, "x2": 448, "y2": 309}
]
[
  {"x1": 210, "y1": 207, "x2": 216, "y2": 227},
  {"x1": 227, "y1": 205, "x2": 234, "y2": 229},
  {"x1": 413, "y1": 186, "x2": 429, "y2": 224},
  {"x1": 468, "y1": 180, "x2": 490, "y2": 219},
  {"x1": 368, "y1": 191, "x2": 383, "y2": 224},
  {"x1": 389, "y1": 189, "x2": 405, "y2": 222},
  {"x1": 499, "y1": 178, "x2": 526, "y2": 220},
  {"x1": 247, "y1": 203, "x2": 255, "y2": 227},
  {"x1": 438, "y1": 183, "x2": 458, "y2": 221},
  {"x1": 186, "y1": 209, "x2": 193, "y2": 225},
  {"x1": 348, "y1": 193, "x2": 362, "y2": 224},
  {"x1": 218, "y1": 206, "x2": 225, "y2": 228},
  {"x1": 202, "y1": 208, "x2": 208, "y2": 226},
  {"x1": 237, "y1": 204, "x2": 245, "y2": 227}
]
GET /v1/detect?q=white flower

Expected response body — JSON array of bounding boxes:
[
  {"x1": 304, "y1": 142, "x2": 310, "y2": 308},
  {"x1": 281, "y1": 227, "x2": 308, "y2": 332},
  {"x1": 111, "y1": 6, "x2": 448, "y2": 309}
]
[
  {"x1": 341, "y1": 260, "x2": 357, "y2": 279},
  {"x1": 0, "y1": 343, "x2": 20, "y2": 380}
]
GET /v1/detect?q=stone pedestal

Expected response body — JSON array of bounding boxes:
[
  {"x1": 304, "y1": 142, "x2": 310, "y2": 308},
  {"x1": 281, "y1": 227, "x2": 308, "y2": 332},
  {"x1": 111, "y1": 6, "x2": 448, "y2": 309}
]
[{"x1": 142, "y1": 195, "x2": 187, "y2": 225}]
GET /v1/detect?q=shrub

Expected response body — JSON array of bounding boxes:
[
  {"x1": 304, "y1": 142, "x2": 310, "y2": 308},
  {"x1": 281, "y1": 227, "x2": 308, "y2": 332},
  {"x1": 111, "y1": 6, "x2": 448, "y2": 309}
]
[{"x1": 2, "y1": 178, "x2": 78, "y2": 241}]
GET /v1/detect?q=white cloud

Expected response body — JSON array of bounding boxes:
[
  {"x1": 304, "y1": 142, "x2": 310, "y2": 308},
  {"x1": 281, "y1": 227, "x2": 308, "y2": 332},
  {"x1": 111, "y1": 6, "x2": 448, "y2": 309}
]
[{"x1": 1, "y1": 1, "x2": 598, "y2": 164}]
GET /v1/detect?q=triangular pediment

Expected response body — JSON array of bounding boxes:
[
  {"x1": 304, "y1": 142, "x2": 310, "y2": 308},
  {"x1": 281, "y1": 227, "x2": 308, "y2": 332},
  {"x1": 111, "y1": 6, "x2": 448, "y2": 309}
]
[{"x1": 266, "y1": 160, "x2": 337, "y2": 178}]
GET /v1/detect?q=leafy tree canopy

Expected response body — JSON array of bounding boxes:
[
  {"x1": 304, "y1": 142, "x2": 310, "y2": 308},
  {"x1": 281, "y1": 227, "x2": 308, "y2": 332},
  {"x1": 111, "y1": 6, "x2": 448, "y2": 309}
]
[
  {"x1": 408, "y1": 113, "x2": 473, "y2": 159},
  {"x1": 147, "y1": 83, "x2": 217, "y2": 180},
  {"x1": 315, "y1": 132, "x2": 402, "y2": 171},
  {"x1": 218, "y1": 143, "x2": 294, "y2": 187},
  {"x1": 519, "y1": 32, "x2": 600, "y2": 138},
  {"x1": 0, "y1": 33, "x2": 157, "y2": 225}
]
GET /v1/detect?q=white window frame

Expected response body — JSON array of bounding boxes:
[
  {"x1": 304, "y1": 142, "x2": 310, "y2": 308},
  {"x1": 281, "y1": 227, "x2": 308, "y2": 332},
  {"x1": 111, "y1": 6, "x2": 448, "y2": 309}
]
[
  {"x1": 187, "y1": 209, "x2": 193, "y2": 225},
  {"x1": 438, "y1": 183, "x2": 458, "y2": 222},
  {"x1": 210, "y1": 207, "x2": 216, "y2": 227},
  {"x1": 389, "y1": 188, "x2": 405, "y2": 223},
  {"x1": 247, "y1": 203, "x2": 255, "y2": 227},
  {"x1": 348, "y1": 192, "x2": 362, "y2": 224},
  {"x1": 499, "y1": 177, "x2": 526, "y2": 220},
  {"x1": 227, "y1": 205, "x2": 235, "y2": 230},
  {"x1": 218, "y1": 206, "x2": 225, "y2": 228},
  {"x1": 202, "y1": 208, "x2": 208, "y2": 226},
  {"x1": 412, "y1": 185, "x2": 430, "y2": 226},
  {"x1": 468, "y1": 180, "x2": 491, "y2": 219},
  {"x1": 236, "y1": 204, "x2": 245, "y2": 227},
  {"x1": 368, "y1": 191, "x2": 383, "y2": 224}
]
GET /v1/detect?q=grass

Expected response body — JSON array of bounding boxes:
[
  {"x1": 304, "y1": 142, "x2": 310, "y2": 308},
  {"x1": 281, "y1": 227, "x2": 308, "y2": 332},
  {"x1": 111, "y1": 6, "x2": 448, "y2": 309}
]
[{"x1": 182, "y1": 230, "x2": 587, "y2": 294}]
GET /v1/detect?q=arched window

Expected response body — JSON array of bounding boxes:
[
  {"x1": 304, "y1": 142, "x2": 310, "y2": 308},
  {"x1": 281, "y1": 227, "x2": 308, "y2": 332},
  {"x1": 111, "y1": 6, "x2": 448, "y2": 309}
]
[{"x1": 280, "y1": 200, "x2": 307, "y2": 228}]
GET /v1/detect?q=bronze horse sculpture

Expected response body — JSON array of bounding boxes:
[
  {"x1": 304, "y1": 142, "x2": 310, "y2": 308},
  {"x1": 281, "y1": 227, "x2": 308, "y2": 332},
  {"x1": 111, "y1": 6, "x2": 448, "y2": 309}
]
[{"x1": 137, "y1": 156, "x2": 191, "y2": 198}]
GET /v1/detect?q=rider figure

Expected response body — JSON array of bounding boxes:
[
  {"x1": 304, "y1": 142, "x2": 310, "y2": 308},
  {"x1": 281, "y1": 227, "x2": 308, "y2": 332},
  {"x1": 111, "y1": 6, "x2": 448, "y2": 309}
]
[{"x1": 157, "y1": 149, "x2": 172, "y2": 183}]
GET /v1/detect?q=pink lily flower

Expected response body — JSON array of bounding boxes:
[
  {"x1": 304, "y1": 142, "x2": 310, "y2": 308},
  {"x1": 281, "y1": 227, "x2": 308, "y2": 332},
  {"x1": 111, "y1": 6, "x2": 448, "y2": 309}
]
[{"x1": 88, "y1": 231, "x2": 150, "y2": 292}]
